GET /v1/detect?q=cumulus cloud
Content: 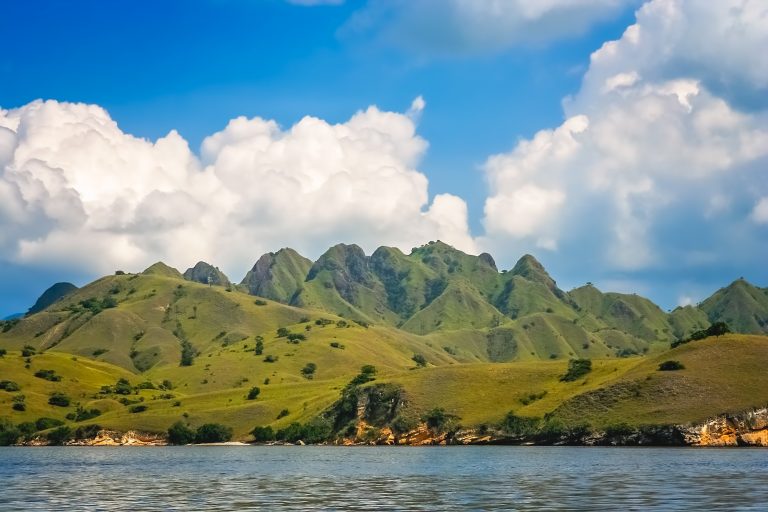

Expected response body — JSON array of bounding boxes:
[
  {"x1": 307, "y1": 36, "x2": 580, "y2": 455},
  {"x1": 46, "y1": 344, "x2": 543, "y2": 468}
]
[
  {"x1": 482, "y1": 0, "x2": 768, "y2": 276},
  {"x1": 342, "y1": 0, "x2": 638, "y2": 54},
  {"x1": 0, "y1": 99, "x2": 475, "y2": 280}
]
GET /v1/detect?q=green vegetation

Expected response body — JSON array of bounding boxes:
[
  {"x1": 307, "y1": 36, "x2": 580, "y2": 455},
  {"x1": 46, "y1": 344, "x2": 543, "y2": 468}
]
[
  {"x1": 246, "y1": 386, "x2": 261, "y2": 400},
  {"x1": 658, "y1": 360, "x2": 685, "y2": 371},
  {"x1": 672, "y1": 322, "x2": 731, "y2": 348},
  {"x1": 48, "y1": 392, "x2": 70, "y2": 407},
  {"x1": 193, "y1": 423, "x2": 232, "y2": 443},
  {"x1": 167, "y1": 421, "x2": 196, "y2": 445},
  {"x1": 560, "y1": 359, "x2": 592, "y2": 382},
  {"x1": 1, "y1": 246, "x2": 767, "y2": 444}
]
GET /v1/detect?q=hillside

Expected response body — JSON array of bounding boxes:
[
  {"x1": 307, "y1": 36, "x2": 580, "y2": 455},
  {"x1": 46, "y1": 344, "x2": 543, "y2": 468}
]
[{"x1": 1, "y1": 241, "x2": 767, "y2": 444}]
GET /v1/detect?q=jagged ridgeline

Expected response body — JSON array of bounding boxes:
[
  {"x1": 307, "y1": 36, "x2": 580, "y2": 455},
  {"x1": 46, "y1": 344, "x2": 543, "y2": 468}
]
[{"x1": 1, "y1": 240, "x2": 767, "y2": 443}]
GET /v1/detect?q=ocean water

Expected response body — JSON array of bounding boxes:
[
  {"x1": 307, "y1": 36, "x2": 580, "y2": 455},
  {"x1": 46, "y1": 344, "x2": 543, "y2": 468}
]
[{"x1": 0, "y1": 446, "x2": 766, "y2": 510}]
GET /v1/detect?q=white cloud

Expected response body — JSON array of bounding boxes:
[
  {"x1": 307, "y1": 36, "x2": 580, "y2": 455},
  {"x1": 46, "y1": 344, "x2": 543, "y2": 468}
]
[
  {"x1": 0, "y1": 99, "x2": 475, "y2": 279},
  {"x1": 482, "y1": 0, "x2": 768, "y2": 272},
  {"x1": 752, "y1": 197, "x2": 768, "y2": 224},
  {"x1": 343, "y1": 0, "x2": 638, "y2": 54}
]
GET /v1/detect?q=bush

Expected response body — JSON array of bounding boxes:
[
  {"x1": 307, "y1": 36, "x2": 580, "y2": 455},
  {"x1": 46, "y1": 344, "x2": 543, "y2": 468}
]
[
  {"x1": 129, "y1": 405, "x2": 148, "y2": 413},
  {"x1": 251, "y1": 426, "x2": 275, "y2": 442},
  {"x1": 48, "y1": 392, "x2": 71, "y2": 407},
  {"x1": 500, "y1": 412, "x2": 539, "y2": 437},
  {"x1": 66, "y1": 406, "x2": 101, "y2": 422},
  {"x1": 194, "y1": 423, "x2": 233, "y2": 443},
  {"x1": 254, "y1": 337, "x2": 264, "y2": 356},
  {"x1": 167, "y1": 421, "x2": 196, "y2": 445},
  {"x1": 301, "y1": 363, "x2": 317, "y2": 379},
  {"x1": 658, "y1": 360, "x2": 685, "y2": 371},
  {"x1": 412, "y1": 354, "x2": 427, "y2": 367},
  {"x1": 113, "y1": 378, "x2": 134, "y2": 395},
  {"x1": 0, "y1": 348, "x2": 6, "y2": 357},
  {"x1": 276, "y1": 327, "x2": 290, "y2": 338},
  {"x1": 247, "y1": 386, "x2": 261, "y2": 400},
  {"x1": 286, "y1": 333, "x2": 306, "y2": 343},
  {"x1": 277, "y1": 409, "x2": 289, "y2": 419},
  {"x1": 36, "y1": 417, "x2": 64, "y2": 430},
  {"x1": 391, "y1": 415, "x2": 419, "y2": 435},
  {"x1": 275, "y1": 418, "x2": 332, "y2": 444},
  {"x1": 672, "y1": 322, "x2": 731, "y2": 348},
  {"x1": 12, "y1": 402, "x2": 26, "y2": 412},
  {"x1": 34, "y1": 369, "x2": 62, "y2": 382},
  {"x1": 254, "y1": 299, "x2": 268, "y2": 306},
  {"x1": 263, "y1": 355, "x2": 279, "y2": 363},
  {"x1": 329, "y1": 342, "x2": 345, "y2": 350},
  {"x1": 422, "y1": 408, "x2": 459, "y2": 432},
  {"x1": 560, "y1": 358, "x2": 592, "y2": 382},
  {"x1": 46, "y1": 426, "x2": 73, "y2": 445},
  {"x1": 0, "y1": 419, "x2": 20, "y2": 446},
  {"x1": 0, "y1": 380, "x2": 20, "y2": 392}
]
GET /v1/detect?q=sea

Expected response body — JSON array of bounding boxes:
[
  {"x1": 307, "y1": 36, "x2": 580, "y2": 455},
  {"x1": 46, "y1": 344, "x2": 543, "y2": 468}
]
[{"x1": 1, "y1": 446, "x2": 766, "y2": 510}]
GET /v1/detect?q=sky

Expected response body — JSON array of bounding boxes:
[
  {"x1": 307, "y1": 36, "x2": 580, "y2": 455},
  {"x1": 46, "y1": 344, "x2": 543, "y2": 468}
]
[{"x1": 1, "y1": 0, "x2": 767, "y2": 316}]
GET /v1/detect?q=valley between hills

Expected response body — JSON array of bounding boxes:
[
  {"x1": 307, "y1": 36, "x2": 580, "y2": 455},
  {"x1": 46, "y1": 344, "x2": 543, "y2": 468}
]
[{"x1": 1, "y1": 241, "x2": 767, "y2": 446}]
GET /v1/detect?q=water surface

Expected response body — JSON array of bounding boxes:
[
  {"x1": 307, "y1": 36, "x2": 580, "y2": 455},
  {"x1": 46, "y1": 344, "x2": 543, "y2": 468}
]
[{"x1": 1, "y1": 446, "x2": 766, "y2": 510}]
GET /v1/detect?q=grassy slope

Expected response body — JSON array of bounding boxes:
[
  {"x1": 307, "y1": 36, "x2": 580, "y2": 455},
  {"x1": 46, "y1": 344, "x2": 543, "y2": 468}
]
[{"x1": 551, "y1": 334, "x2": 768, "y2": 427}]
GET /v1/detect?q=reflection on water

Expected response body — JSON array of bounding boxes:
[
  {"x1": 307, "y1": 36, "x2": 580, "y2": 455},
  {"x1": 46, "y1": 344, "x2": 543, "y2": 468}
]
[{"x1": 1, "y1": 446, "x2": 767, "y2": 510}]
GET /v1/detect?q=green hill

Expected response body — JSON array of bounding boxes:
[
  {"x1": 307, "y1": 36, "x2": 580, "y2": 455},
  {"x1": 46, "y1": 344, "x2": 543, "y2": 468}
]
[
  {"x1": 27, "y1": 282, "x2": 79, "y2": 315},
  {"x1": 1, "y1": 241, "x2": 767, "y2": 443}
]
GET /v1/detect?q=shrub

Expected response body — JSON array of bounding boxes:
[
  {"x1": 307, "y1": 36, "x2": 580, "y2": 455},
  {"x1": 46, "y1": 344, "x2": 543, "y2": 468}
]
[
  {"x1": 66, "y1": 406, "x2": 101, "y2": 422},
  {"x1": 180, "y1": 339, "x2": 197, "y2": 366},
  {"x1": 254, "y1": 299, "x2": 268, "y2": 306},
  {"x1": 391, "y1": 415, "x2": 419, "y2": 435},
  {"x1": 48, "y1": 392, "x2": 71, "y2": 407},
  {"x1": 672, "y1": 322, "x2": 731, "y2": 348},
  {"x1": 0, "y1": 348, "x2": 6, "y2": 357},
  {"x1": 160, "y1": 379, "x2": 174, "y2": 390},
  {"x1": 560, "y1": 358, "x2": 592, "y2": 382},
  {"x1": 500, "y1": 412, "x2": 539, "y2": 437},
  {"x1": 301, "y1": 363, "x2": 317, "y2": 379},
  {"x1": 194, "y1": 423, "x2": 233, "y2": 443},
  {"x1": 276, "y1": 327, "x2": 290, "y2": 338},
  {"x1": 519, "y1": 391, "x2": 547, "y2": 406},
  {"x1": 167, "y1": 421, "x2": 196, "y2": 445},
  {"x1": 129, "y1": 405, "x2": 148, "y2": 413},
  {"x1": 46, "y1": 426, "x2": 73, "y2": 445},
  {"x1": 92, "y1": 348, "x2": 109, "y2": 357},
  {"x1": 658, "y1": 360, "x2": 685, "y2": 371},
  {"x1": 263, "y1": 355, "x2": 279, "y2": 363},
  {"x1": 329, "y1": 342, "x2": 345, "y2": 350},
  {"x1": 247, "y1": 386, "x2": 261, "y2": 400},
  {"x1": 34, "y1": 369, "x2": 62, "y2": 382},
  {"x1": 254, "y1": 338, "x2": 264, "y2": 356},
  {"x1": 251, "y1": 426, "x2": 275, "y2": 442},
  {"x1": 277, "y1": 409, "x2": 289, "y2": 419},
  {"x1": 36, "y1": 417, "x2": 64, "y2": 430},
  {"x1": 286, "y1": 333, "x2": 306, "y2": 343},
  {"x1": 12, "y1": 402, "x2": 26, "y2": 412},
  {"x1": 136, "y1": 381, "x2": 156, "y2": 390},
  {"x1": 0, "y1": 380, "x2": 20, "y2": 392},
  {"x1": 113, "y1": 378, "x2": 134, "y2": 395},
  {"x1": 0, "y1": 420, "x2": 20, "y2": 446},
  {"x1": 412, "y1": 354, "x2": 427, "y2": 367},
  {"x1": 421, "y1": 408, "x2": 459, "y2": 432},
  {"x1": 350, "y1": 365, "x2": 377, "y2": 386},
  {"x1": 21, "y1": 345, "x2": 36, "y2": 357}
]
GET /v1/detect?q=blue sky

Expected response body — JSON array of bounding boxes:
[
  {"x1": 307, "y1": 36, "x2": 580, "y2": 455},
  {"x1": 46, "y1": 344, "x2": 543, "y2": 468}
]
[{"x1": 1, "y1": 0, "x2": 766, "y2": 316}]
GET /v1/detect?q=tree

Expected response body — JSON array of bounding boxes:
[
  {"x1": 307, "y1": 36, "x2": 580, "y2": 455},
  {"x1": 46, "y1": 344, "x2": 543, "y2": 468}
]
[
  {"x1": 251, "y1": 426, "x2": 275, "y2": 442},
  {"x1": 46, "y1": 426, "x2": 73, "y2": 446},
  {"x1": 560, "y1": 358, "x2": 592, "y2": 382},
  {"x1": 247, "y1": 386, "x2": 261, "y2": 400},
  {"x1": 254, "y1": 337, "x2": 264, "y2": 355},
  {"x1": 412, "y1": 354, "x2": 427, "y2": 367},
  {"x1": 167, "y1": 421, "x2": 196, "y2": 445},
  {"x1": 194, "y1": 423, "x2": 233, "y2": 443},
  {"x1": 48, "y1": 392, "x2": 71, "y2": 407},
  {"x1": 301, "y1": 363, "x2": 317, "y2": 379},
  {"x1": 658, "y1": 360, "x2": 685, "y2": 371}
]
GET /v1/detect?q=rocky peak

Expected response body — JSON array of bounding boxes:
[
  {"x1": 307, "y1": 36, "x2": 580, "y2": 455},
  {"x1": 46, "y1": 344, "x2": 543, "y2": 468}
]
[{"x1": 183, "y1": 261, "x2": 231, "y2": 287}]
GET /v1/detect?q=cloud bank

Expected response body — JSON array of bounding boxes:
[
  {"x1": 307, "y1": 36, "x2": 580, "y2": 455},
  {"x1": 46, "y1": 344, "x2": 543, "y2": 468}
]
[
  {"x1": 481, "y1": 0, "x2": 768, "y2": 299},
  {"x1": 0, "y1": 98, "x2": 475, "y2": 279}
]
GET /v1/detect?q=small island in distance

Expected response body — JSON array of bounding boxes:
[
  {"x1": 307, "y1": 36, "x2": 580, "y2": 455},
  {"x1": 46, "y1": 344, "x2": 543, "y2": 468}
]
[{"x1": 1, "y1": 241, "x2": 767, "y2": 447}]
